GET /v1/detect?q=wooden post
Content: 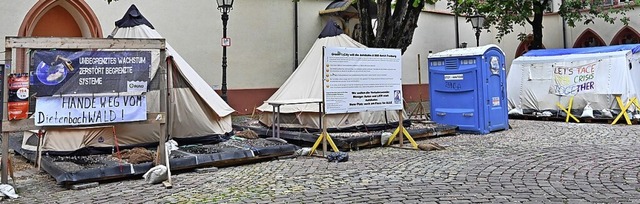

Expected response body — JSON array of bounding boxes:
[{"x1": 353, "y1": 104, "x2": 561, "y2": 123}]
[
  {"x1": 157, "y1": 52, "x2": 167, "y2": 166},
  {"x1": 612, "y1": 95, "x2": 635, "y2": 125},
  {"x1": 166, "y1": 56, "x2": 174, "y2": 143},
  {"x1": 1, "y1": 133, "x2": 7, "y2": 183},
  {"x1": 0, "y1": 37, "x2": 167, "y2": 184},
  {"x1": 36, "y1": 129, "x2": 44, "y2": 170},
  {"x1": 1, "y1": 47, "x2": 10, "y2": 183},
  {"x1": 566, "y1": 96, "x2": 574, "y2": 123},
  {"x1": 323, "y1": 115, "x2": 330, "y2": 155},
  {"x1": 309, "y1": 113, "x2": 339, "y2": 156},
  {"x1": 386, "y1": 109, "x2": 418, "y2": 149},
  {"x1": 556, "y1": 96, "x2": 580, "y2": 123},
  {"x1": 158, "y1": 51, "x2": 172, "y2": 189},
  {"x1": 163, "y1": 55, "x2": 173, "y2": 188},
  {"x1": 398, "y1": 110, "x2": 404, "y2": 147}
]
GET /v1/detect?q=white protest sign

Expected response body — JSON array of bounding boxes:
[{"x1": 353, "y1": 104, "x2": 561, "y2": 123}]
[
  {"x1": 35, "y1": 95, "x2": 147, "y2": 126},
  {"x1": 549, "y1": 62, "x2": 596, "y2": 96},
  {"x1": 323, "y1": 47, "x2": 403, "y2": 114}
]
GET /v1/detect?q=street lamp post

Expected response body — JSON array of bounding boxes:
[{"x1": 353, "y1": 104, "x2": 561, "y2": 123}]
[
  {"x1": 217, "y1": 0, "x2": 234, "y2": 102},
  {"x1": 467, "y1": 13, "x2": 485, "y2": 47}
]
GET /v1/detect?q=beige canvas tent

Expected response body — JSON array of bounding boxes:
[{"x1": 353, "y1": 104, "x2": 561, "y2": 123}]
[
  {"x1": 22, "y1": 5, "x2": 234, "y2": 154},
  {"x1": 257, "y1": 21, "x2": 402, "y2": 130}
]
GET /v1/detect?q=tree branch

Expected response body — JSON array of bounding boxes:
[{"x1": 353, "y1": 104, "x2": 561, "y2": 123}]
[
  {"x1": 357, "y1": 0, "x2": 375, "y2": 46},
  {"x1": 397, "y1": 0, "x2": 424, "y2": 52},
  {"x1": 375, "y1": 0, "x2": 393, "y2": 46}
]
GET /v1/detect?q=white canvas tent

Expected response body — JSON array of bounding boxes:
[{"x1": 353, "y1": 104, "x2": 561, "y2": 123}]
[
  {"x1": 507, "y1": 44, "x2": 640, "y2": 117},
  {"x1": 22, "y1": 5, "x2": 235, "y2": 154},
  {"x1": 257, "y1": 21, "x2": 402, "y2": 130}
]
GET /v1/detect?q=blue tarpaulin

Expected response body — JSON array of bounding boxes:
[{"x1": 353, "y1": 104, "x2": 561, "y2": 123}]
[{"x1": 523, "y1": 44, "x2": 640, "y2": 57}]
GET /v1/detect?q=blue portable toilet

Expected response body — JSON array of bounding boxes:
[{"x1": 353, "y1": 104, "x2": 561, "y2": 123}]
[{"x1": 427, "y1": 44, "x2": 508, "y2": 134}]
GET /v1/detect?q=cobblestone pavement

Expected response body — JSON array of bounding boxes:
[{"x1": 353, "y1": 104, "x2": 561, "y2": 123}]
[{"x1": 4, "y1": 119, "x2": 640, "y2": 203}]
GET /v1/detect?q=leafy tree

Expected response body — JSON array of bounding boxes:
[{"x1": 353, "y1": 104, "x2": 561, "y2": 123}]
[
  {"x1": 356, "y1": 0, "x2": 436, "y2": 53},
  {"x1": 560, "y1": 0, "x2": 638, "y2": 26},
  {"x1": 452, "y1": 0, "x2": 639, "y2": 50}
]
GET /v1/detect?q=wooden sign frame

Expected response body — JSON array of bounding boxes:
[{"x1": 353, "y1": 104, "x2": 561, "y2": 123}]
[{"x1": 1, "y1": 37, "x2": 169, "y2": 184}]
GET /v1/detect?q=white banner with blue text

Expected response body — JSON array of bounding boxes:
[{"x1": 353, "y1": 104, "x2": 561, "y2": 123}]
[{"x1": 35, "y1": 95, "x2": 147, "y2": 126}]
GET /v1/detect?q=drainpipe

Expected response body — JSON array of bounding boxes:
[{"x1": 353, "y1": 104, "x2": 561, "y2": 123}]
[
  {"x1": 294, "y1": 1, "x2": 299, "y2": 70},
  {"x1": 562, "y1": 16, "x2": 567, "y2": 48},
  {"x1": 454, "y1": 2, "x2": 460, "y2": 48},
  {"x1": 560, "y1": 0, "x2": 568, "y2": 48}
]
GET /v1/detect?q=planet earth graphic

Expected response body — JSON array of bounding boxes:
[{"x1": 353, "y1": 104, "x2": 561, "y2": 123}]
[{"x1": 36, "y1": 61, "x2": 67, "y2": 85}]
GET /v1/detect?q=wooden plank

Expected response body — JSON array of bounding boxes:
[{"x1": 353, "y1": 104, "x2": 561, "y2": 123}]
[
  {"x1": 5, "y1": 37, "x2": 165, "y2": 49},
  {"x1": 1, "y1": 112, "x2": 166, "y2": 132}
]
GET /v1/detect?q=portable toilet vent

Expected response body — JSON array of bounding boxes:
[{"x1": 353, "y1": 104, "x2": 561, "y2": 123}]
[{"x1": 428, "y1": 44, "x2": 509, "y2": 134}]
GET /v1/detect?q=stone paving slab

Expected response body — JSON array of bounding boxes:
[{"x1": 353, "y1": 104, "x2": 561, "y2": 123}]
[{"x1": 3, "y1": 119, "x2": 640, "y2": 203}]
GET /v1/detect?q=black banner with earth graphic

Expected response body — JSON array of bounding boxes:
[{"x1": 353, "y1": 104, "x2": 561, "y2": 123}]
[{"x1": 30, "y1": 50, "x2": 151, "y2": 96}]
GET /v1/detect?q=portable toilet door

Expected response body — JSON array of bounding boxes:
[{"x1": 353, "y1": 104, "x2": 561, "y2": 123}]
[
  {"x1": 428, "y1": 44, "x2": 508, "y2": 134},
  {"x1": 482, "y1": 47, "x2": 509, "y2": 132}
]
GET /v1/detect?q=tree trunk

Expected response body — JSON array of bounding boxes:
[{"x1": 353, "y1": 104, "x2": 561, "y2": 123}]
[
  {"x1": 357, "y1": 0, "x2": 375, "y2": 46},
  {"x1": 395, "y1": 0, "x2": 424, "y2": 53},
  {"x1": 374, "y1": 0, "x2": 392, "y2": 46},
  {"x1": 357, "y1": 0, "x2": 424, "y2": 54},
  {"x1": 530, "y1": 0, "x2": 546, "y2": 50}
]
